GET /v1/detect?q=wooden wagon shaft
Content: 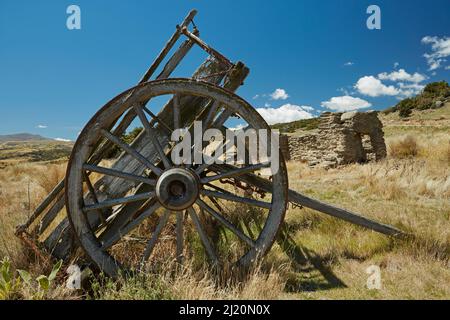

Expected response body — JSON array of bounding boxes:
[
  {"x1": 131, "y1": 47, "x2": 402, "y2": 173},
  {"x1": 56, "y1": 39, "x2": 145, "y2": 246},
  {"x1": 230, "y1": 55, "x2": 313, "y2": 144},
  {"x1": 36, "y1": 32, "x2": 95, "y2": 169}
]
[
  {"x1": 209, "y1": 164, "x2": 404, "y2": 237},
  {"x1": 140, "y1": 9, "x2": 198, "y2": 83}
]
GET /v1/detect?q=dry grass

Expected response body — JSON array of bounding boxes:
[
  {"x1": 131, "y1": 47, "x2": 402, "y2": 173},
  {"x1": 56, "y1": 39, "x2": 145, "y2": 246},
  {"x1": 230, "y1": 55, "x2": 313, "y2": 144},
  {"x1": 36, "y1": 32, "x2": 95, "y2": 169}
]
[
  {"x1": 0, "y1": 119, "x2": 449, "y2": 300},
  {"x1": 389, "y1": 135, "x2": 419, "y2": 159},
  {"x1": 0, "y1": 163, "x2": 66, "y2": 268},
  {"x1": 93, "y1": 260, "x2": 286, "y2": 300}
]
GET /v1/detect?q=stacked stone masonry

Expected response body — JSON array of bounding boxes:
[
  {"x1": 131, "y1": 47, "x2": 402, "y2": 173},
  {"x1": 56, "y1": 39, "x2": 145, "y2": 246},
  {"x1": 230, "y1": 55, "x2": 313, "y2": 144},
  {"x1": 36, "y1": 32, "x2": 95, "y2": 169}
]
[{"x1": 283, "y1": 111, "x2": 387, "y2": 168}]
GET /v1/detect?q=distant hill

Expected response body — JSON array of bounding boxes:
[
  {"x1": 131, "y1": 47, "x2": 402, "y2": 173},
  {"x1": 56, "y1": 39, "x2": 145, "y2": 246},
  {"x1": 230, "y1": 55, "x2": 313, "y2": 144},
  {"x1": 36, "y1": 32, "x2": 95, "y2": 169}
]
[
  {"x1": 270, "y1": 118, "x2": 320, "y2": 134},
  {"x1": 384, "y1": 81, "x2": 450, "y2": 117},
  {"x1": 0, "y1": 133, "x2": 51, "y2": 142}
]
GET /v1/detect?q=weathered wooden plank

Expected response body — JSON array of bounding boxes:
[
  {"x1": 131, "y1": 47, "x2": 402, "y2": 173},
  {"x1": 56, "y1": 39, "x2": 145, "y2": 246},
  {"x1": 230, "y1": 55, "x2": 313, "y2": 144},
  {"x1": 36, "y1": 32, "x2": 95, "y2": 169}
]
[
  {"x1": 35, "y1": 194, "x2": 65, "y2": 236},
  {"x1": 140, "y1": 10, "x2": 198, "y2": 83},
  {"x1": 83, "y1": 164, "x2": 156, "y2": 186},
  {"x1": 83, "y1": 192, "x2": 155, "y2": 212},
  {"x1": 156, "y1": 35, "x2": 198, "y2": 80},
  {"x1": 17, "y1": 180, "x2": 64, "y2": 232}
]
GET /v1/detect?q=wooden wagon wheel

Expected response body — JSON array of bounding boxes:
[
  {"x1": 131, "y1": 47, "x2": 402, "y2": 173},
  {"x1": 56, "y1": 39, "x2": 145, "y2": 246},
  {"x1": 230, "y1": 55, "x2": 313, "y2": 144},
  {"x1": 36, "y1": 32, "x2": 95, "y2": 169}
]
[{"x1": 65, "y1": 79, "x2": 288, "y2": 277}]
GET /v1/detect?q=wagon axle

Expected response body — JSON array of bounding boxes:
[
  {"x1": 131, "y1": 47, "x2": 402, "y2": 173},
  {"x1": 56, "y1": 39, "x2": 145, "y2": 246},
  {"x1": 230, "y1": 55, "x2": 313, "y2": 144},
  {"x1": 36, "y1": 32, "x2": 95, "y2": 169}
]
[{"x1": 156, "y1": 168, "x2": 200, "y2": 211}]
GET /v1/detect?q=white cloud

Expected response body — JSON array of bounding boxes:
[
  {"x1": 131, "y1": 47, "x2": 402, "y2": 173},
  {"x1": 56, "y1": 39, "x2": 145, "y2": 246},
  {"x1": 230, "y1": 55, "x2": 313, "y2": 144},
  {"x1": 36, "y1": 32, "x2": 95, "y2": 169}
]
[
  {"x1": 54, "y1": 138, "x2": 71, "y2": 142},
  {"x1": 378, "y1": 69, "x2": 427, "y2": 83},
  {"x1": 422, "y1": 36, "x2": 450, "y2": 71},
  {"x1": 299, "y1": 105, "x2": 315, "y2": 111},
  {"x1": 445, "y1": 66, "x2": 450, "y2": 70},
  {"x1": 321, "y1": 96, "x2": 372, "y2": 112},
  {"x1": 355, "y1": 76, "x2": 399, "y2": 97},
  {"x1": 229, "y1": 124, "x2": 247, "y2": 131},
  {"x1": 344, "y1": 61, "x2": 354, "y2": 66},
  {"x1": 256, "y1": 104, "x2": 314, "y2": 125},
  {"x1": 252, "y1": 94, "x2": 260, "y2": 100},
  {"x1": 36, "y1": 125, "x2": 48, "y2": 129},
  {"x1": 394, "y1": 62, "x2": 400, "y2": 69},
  {"x1": 270, "y1": 88, "x2": 289, "y2": 100},
  {"x1": 397, "y1": 82, "x2": 425, "y2": 98}
]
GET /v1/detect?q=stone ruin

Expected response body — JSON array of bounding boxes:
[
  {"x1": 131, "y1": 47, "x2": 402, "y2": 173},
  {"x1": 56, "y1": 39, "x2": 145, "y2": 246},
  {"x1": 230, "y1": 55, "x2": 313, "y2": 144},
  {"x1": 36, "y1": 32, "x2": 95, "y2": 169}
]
[{"x1": 281, "y1": 111, "x2": 387, "y2": 168}]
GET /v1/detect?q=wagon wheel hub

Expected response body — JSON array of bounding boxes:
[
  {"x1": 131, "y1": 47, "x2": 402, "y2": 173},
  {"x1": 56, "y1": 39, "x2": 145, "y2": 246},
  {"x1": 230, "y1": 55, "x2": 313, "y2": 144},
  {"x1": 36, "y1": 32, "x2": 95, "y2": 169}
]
[{"x1": 155, "y1": 168, "x2": 200, "y2": 211}]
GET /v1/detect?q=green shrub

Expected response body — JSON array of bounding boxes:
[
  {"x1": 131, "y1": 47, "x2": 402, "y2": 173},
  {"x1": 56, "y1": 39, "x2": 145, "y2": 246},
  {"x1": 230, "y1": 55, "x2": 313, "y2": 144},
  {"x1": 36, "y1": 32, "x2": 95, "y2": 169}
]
[
  {"x1": 397, "y1": 98, "x2": 415, "y2": 118},
  {"x1": 271, "y1": 118, "x2": 319, "y2": 133},
  {"x1": 0, "y1": 257, "x2": 21, "y2": 300},
  {"x1": 423, "y1": 81, "x2": 450, "y2": 96}
]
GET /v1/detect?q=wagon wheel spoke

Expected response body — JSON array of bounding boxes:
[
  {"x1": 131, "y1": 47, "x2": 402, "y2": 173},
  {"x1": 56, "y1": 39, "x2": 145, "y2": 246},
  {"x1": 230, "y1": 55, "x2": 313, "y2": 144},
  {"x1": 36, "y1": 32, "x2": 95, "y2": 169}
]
[
  {"x1": 188, "y1": 207, "x2": 219, "y2": 265},
  {"x1": 140, "y1": 209, "x2": 171, "y2": 266},
  {"x1": 133, "y1": 104, "x2": 172, "y2": 169},
  {"x1": 200, "y1": 189, "x2": 271, "y2": 209},
  {"x1": 196, "y1": 199, "x2": 256, "y2": 248},
  {"x1": 195, "y1": 138, "x2": 233, "y2": 174},
  {"x1": 210, "y1": 163, "x2": 277, "y2": 199},
  {"x1": 173, "y1": 94, "x2": 181, "y2": 130},
  {"x1": 100, "y1": 129, "x2": 163, "y2": 176},
  {"x1": 142, "y1": 105, "x2": 173, "y2": 134},
  {"x1": 101, "y1": 200, "x2": 161, "y2": 250},
  {"x1": 176, "y1": 211, "x2": 184, "y2": 264},
  {"x1": 83, "y1": 164, "x2": 156, "y2": 186},
  {"x1": 83, "y1": 192, "x2": 155, "y2": 212},
  {"x1": 201, "y1": 162, "x2": 271, "y2": 184}
]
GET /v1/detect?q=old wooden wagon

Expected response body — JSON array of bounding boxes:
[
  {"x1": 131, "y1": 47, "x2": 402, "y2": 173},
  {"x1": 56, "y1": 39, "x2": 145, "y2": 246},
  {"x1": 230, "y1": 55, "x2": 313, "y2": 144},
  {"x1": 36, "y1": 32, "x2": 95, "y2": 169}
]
[{"x1": 16, "y1": 10, "x2": 403, "y2": 277}]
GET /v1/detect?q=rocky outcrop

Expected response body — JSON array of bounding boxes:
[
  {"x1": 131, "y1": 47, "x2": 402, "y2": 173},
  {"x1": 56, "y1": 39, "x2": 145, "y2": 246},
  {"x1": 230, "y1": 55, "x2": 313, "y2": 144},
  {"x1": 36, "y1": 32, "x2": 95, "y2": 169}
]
[{"x1": 283, "y1": 111, "x2": 386, "y2": 168}]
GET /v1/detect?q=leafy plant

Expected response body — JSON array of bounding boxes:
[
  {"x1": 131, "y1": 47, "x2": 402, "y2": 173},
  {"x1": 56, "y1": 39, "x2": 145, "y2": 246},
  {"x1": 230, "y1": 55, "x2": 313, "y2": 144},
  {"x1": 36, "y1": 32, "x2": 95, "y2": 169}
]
[
  {"x1": 0, "y1": 257, "x2": 21, "y2": 300},
  {"x1": 18, "y1": 260, "x2": 63, "y2": 299}
]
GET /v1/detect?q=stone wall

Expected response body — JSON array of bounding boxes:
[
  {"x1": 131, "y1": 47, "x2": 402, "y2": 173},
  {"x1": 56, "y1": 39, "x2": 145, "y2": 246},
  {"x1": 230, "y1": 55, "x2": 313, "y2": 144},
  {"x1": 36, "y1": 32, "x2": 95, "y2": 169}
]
[{"x1": 283, "y1": 111, "x2": 386, "y2": 168}]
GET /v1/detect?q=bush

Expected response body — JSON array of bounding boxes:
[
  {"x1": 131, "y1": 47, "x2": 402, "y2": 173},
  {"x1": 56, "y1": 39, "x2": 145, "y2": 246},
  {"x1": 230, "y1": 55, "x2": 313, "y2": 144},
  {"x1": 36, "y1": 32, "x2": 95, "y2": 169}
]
[
  {"x1": 389, "y1": 135, "x2": 420, "y2": 158},
  {"x1": 397, "y1": 98, "x2": 415, "y2": 118},
  {"x1": 271, "y1": 118, "x2": 320, "y2": 133},
  {"x1": 423, "y1": 81, "x2": 450, "y2": 96}
]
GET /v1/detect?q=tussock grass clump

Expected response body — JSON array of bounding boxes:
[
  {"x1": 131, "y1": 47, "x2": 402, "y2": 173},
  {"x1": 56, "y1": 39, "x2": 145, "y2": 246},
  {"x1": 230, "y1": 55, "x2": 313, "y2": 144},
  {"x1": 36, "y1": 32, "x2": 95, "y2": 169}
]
[{"x1": 389, "y1": 135, "x2": 419, "y2": 159}]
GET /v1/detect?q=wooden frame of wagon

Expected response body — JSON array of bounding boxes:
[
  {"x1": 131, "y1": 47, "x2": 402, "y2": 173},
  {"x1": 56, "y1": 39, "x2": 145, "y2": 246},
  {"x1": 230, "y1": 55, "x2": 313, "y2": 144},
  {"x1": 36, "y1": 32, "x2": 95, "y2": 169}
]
[{"x1": 15, "y1": 10, "x2": 404, "y2": 275}]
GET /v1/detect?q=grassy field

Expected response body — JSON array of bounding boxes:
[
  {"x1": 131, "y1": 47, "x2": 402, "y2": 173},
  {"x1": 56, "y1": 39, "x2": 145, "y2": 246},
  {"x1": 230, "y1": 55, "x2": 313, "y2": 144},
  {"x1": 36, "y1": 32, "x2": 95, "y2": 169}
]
[{"x1": 0, "y1": 106, "x2": 449, "y2": 300}]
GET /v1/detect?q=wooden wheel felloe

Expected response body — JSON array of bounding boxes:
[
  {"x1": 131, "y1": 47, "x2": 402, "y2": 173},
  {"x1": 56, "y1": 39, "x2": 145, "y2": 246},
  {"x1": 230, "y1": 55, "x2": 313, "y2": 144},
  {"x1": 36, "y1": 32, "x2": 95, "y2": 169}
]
[{"x1": 65, "y1": 78, "x2": 288, "y2": 277}]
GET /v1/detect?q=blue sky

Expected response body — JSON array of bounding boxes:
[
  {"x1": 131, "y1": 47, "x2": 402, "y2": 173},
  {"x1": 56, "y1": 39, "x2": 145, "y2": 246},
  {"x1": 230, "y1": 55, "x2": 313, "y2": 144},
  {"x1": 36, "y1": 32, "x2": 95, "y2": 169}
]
[{"x1": 0, "y1": 0, "x2": 449, "y2": 140}]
